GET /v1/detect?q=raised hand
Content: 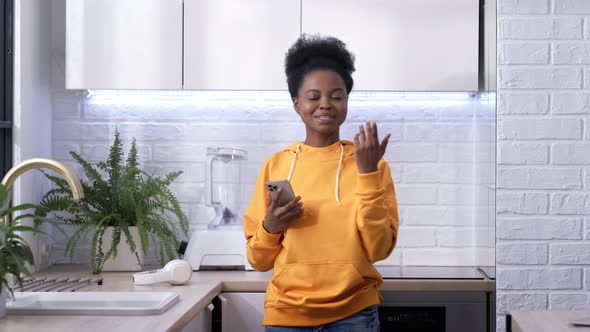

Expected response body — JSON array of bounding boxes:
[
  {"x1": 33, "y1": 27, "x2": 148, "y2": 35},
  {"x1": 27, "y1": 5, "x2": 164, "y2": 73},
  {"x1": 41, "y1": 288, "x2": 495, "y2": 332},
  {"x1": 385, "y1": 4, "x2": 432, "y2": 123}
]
[
  {"x1": 353, "y1": 121, "x2": 391, "y2": 174},
  {"x1": 262, "y1": 187, "x2": 304, "y2": 234}
]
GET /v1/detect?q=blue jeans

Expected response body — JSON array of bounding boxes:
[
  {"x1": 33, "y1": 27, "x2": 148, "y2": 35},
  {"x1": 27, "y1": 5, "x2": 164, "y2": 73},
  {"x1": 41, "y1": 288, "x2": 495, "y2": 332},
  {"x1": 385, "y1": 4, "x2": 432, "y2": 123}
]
[{"x1": 264, "y1": 305, "x2": 380, "y2": 332}]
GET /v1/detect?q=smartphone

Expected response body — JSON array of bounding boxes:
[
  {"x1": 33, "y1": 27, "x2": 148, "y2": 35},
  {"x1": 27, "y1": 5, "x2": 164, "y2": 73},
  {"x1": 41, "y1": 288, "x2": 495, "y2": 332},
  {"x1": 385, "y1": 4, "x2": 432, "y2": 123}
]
[{"x1": 266, "y1": 180, "x2": 296, "y2": 207}]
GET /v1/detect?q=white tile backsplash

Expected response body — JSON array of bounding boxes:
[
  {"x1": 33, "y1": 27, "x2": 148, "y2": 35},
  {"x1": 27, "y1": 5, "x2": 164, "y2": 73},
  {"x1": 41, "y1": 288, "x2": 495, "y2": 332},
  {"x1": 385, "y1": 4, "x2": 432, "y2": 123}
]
[{"x1": 49, "y1": 91, "x2": 495, "y2": 268}]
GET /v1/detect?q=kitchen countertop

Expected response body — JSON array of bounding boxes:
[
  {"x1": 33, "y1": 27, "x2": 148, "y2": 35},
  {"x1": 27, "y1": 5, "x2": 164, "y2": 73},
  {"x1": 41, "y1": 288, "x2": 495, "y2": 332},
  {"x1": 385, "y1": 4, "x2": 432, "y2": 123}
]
[
  {"x1": 0, "y1": 264, "x2": 496, "y2": 332},
  {"x1": 510, "y1": 310, "x2": 590, "y2": 332}
]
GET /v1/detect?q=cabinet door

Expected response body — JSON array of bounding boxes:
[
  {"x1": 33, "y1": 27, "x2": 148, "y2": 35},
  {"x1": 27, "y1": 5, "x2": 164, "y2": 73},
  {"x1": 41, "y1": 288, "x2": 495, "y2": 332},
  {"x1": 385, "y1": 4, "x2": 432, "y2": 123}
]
[
  {"x1": 220, "y1": 293, "x2": 265, "y2": 332},
  {"x1": 184, "y1": 0, "x2": 300, "y2": 90},
  {"x1": 302, "y1": 0, "x2": 479, "y2": 91},
  {"x1": 66, "y1": 0, "x2": 183, "y2": 89},
  {"x1": 180, "y1": 304, "x2": 213, "y2": 332}
]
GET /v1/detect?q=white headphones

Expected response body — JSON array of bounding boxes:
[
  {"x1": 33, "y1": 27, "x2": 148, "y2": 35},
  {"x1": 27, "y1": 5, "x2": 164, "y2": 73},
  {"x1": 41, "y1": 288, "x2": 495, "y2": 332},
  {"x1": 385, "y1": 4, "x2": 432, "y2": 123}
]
[{"x1": 133, "y1": 259, "x2": 193, "y2": 285}]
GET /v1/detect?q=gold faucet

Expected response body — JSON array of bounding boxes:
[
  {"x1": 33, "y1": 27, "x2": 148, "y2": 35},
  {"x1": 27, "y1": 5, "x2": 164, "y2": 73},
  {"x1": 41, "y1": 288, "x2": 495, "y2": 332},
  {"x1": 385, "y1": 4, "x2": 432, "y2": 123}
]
[{"x1": 1, "y1": 158, "x2": 84, "y2": 225}]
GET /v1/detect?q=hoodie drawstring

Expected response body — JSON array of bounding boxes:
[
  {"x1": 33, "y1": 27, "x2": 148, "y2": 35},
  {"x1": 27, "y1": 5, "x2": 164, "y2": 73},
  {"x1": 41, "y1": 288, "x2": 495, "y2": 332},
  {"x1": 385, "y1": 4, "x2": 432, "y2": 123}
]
[
  {"x1": 287, "y1": 143, "x2": 344, "y2": 206},
  {"x1": 335, "y1": 143, "x2": 344, "y2": 206},
  {"x1": 287, "y1": 144, "x2": 300, "y2": 182}
]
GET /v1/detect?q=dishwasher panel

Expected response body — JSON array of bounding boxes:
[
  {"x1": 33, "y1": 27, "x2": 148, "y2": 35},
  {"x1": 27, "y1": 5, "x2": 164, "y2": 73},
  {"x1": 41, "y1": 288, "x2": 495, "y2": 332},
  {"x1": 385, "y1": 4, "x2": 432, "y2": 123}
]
[{"x1": 379, "y1": 292, "x2": 487, "y2": 332}]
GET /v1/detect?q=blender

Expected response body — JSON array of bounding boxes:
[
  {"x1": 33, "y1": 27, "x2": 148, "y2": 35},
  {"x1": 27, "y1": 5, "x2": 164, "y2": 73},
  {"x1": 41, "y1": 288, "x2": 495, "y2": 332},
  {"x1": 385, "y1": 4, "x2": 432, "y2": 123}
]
[
  {"x1": 183, "y1": 147, "x2": 254, "y2": 270},
  {"x1": 205, "y1": 147, "x2": 247, "y2": 229}
]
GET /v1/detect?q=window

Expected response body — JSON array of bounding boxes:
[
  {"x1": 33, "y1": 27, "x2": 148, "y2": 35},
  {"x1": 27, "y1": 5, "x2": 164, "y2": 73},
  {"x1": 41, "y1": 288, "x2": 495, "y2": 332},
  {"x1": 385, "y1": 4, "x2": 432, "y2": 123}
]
[{"x1": 0, "y1": 0, "x2": 13, "y2": 178}]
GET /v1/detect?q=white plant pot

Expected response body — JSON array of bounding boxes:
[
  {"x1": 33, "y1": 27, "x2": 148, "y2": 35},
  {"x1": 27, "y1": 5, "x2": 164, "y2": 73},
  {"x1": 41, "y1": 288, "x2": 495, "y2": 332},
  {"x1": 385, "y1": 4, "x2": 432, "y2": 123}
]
[
  {"x1": 0, "y1": 284, "x2": 7, "y2": 319},
  {"x1": 101, "y1": 226, "x2": 143, "y2": 272}
]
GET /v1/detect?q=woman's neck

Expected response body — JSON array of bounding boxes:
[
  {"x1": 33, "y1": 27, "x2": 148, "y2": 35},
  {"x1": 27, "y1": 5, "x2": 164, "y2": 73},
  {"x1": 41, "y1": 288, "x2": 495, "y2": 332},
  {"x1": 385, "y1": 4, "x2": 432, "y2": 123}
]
[{"x1": 304, "y1": 134, "x2": 340, "y2": 147}]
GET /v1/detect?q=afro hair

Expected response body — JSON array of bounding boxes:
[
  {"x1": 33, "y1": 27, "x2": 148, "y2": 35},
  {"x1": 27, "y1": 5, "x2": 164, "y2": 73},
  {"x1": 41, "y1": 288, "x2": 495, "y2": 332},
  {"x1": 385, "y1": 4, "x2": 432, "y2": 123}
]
[{"x1": 284, "y1": 34, "x2": 355, "y2": 98}]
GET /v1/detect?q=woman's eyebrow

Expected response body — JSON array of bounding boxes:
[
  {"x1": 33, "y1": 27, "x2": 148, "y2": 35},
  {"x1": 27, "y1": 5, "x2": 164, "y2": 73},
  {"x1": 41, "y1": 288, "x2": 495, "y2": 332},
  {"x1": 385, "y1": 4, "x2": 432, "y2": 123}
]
[{"x1": 305, "y1": 88, "x2": 345, "y2": 93}]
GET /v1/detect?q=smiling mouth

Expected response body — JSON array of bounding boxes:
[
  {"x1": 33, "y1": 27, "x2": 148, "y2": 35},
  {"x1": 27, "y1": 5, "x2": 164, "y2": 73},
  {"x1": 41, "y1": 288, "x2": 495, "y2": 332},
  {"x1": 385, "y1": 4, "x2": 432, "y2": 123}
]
[{"x1": 315, "y1": 115, "x2": 336, "y2": 120}]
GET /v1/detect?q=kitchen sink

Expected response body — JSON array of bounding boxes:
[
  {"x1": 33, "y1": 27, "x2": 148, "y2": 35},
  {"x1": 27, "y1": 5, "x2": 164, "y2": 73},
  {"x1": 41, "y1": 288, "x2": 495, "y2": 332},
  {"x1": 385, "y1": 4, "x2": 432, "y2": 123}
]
[{"x1": 6, "y1": 291, "x2": 179, "y2": 315}]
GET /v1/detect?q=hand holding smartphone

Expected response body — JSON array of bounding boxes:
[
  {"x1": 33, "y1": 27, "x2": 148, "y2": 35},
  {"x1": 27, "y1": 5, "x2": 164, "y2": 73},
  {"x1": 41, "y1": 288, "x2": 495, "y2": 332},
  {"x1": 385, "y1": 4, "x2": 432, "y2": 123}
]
[{"x1": 266, "y1": 180, "x2": 296, "y2": 207}]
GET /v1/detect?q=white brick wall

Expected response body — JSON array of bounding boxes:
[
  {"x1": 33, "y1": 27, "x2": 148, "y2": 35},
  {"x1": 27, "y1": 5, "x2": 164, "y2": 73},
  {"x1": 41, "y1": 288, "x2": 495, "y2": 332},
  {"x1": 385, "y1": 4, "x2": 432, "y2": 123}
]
[
  {"x1": 498, "y1": 92, "x2": 549, "y2": 114},
  {"x1": 499, "y1": 17, "x2": 582, "y2": 39},
  {"x1": 499, "y1": 43, "x2": 550, "y2": 64},
  {"x1": 497, "y1": 268, "x2": 582, "y2": 289},
  {"x1": 498, "y1": 0, "x2": 590, "y2": 330},
  {"x1": 498, "y1": 142, "x2": 549, "y2": 164},
  {"x1": 497, "y1": 193, "x2": 549, "y2": 214},
  {"x1": 499, "y1": 68, "x2": 582, "y2": 89},
  {"x1": 496, "y1": 243, "x2": 548, "y2": 264},
  {"x1": 48, "y1": 91, "x2": 495, "y2": 268},
  {"x1": 499, "y1": 0, "x2": 549, "y2": 14}
]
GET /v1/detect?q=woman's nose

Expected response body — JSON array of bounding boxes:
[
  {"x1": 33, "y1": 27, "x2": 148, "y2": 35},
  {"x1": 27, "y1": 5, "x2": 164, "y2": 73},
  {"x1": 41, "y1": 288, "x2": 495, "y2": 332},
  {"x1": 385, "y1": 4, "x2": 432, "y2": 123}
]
[{"x1": 319, "y1": 98, "x2": 332, "y2": 110}]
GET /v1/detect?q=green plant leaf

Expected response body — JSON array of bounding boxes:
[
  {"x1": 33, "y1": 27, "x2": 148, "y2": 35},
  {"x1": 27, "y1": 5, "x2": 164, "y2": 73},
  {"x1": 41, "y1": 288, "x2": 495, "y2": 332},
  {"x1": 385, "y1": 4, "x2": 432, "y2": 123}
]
[
  {"x1": 7, "y1": 225, "x2": 37, "y2": 233},
  {"x1": 35, "y1": 128, "x2": 189, "y2": 273},
  {"x1": 4, "y1": 203, "x2": 40, "y2": 216},
  {"x1": 70, "y1": 151, "x2": 107, "y2": 188},
  {"x1": 0, "y1": 185, "x2": 37, "y2": 294}
]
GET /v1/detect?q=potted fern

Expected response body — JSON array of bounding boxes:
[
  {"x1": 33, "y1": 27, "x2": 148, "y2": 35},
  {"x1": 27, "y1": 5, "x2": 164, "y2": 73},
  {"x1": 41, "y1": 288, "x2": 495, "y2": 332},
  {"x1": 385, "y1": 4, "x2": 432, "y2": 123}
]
[
  {"x1": 0, "y1": 184, "x2": 39, "y2": 318},
  {"x1": 35, "y1": 129, "x2": 189, "y2": 274}
]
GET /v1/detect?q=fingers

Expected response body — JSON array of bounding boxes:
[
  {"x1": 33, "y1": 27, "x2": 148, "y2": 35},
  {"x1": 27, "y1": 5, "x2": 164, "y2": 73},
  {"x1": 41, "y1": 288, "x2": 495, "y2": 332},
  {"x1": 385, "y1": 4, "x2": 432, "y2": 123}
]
[
  {"x1": 364, "y1": 121, "x2": 375, "y2": 146},
  {"x1": 270, "y1": 194, "x2": 301, "y2": 215},
  {"x1": 282, "y1": 197, "x2": 302, "y2": 212},
  {"x1": 380, "y1": 133, "x2": 391, "y2": 154},
  {"x1": 372, "y1": 122, "x2": 379, "y2": 145},
  {"x1": 358, "y1": 124, "x2": 366, "y2": 145},
  {"x1": 265, "y1": 190, "x2": 304, "y2": 233},
  {"x1": 357, "y1": 122, "x2": 383, "y2": 147},
  {"x1": 275, "y1": 196, "x2": 304, "y2": 224},
  {"x1": 281, "y1": 195, "x2": 301, "y2": 211},
  {"x1": 281, "y1": 203, "x2": 304, "y2": 221}
]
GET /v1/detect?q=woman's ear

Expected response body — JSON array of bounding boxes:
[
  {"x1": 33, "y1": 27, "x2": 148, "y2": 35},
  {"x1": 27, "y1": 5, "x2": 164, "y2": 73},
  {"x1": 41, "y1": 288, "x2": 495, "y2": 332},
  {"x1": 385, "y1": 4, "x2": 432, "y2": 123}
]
[{"x1": 292, "y1": 97, "x2": 300, "y2": 114}]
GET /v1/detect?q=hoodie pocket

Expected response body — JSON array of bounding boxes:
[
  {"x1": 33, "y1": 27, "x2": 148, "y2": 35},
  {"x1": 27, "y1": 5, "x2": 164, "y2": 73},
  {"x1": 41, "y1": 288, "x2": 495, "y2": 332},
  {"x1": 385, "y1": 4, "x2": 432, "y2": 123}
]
[{"x1": 266, "y1": 262, "x2": 368, "y2": 308}]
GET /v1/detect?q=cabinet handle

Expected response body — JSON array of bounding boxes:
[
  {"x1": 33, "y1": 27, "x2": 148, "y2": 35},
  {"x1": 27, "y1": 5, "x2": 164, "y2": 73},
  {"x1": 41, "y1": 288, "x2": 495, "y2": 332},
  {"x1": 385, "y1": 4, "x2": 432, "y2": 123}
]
[
  {"x1": 207, "y1": 303, "x2": 215, "y2": 311},
  {"x1": 217, "y1": 295, "x2": 227, "y2": 303}
]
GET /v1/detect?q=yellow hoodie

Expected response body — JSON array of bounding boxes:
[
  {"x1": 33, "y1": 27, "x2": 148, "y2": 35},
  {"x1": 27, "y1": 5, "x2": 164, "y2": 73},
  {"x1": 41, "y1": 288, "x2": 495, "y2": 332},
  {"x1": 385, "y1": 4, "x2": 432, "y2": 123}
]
[{"x1": 244, "y1": 140, "x2": 399, "y2": 327}]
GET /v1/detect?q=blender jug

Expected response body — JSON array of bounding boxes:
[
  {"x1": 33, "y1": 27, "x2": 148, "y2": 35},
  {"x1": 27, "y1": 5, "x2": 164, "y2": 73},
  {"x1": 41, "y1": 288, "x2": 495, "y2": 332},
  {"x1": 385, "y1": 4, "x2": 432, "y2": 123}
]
[{"x1": 205, "y1": 147, "x2": 248, "y2": 229}]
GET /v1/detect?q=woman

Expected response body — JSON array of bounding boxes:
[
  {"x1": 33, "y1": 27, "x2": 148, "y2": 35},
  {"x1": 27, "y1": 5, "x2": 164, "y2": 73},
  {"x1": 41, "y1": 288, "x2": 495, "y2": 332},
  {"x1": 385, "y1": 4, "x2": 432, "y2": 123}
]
[{"x1": 244, "y1": 34, "x2": 399, "y2": 332}]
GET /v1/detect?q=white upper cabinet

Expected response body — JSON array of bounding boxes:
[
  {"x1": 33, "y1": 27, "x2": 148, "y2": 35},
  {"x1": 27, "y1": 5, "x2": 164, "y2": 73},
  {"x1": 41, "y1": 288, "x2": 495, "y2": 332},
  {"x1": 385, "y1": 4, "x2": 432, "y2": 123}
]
[
  {"x1": 183, "y1": 0, "x2": 300, "y2": 90},
  {"x1": 66, "y1": 0, "x2": 183, "y2": 89},
  {"x1": 301, "y1": 0, "x2": 479, "y2": 91},
  {"x1": 66, "y1": 0, "x2": 483, "y2": 91}
]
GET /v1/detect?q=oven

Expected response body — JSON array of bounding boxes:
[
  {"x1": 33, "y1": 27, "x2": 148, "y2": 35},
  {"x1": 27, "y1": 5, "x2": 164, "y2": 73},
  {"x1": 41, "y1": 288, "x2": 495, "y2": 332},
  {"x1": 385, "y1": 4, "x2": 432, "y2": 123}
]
[
  {"x1": 378, "y1": 291, "x2": 487, "y2": 332},
  {"x1": 375, "y1": 266, "x2": 493, "y2": 332}
]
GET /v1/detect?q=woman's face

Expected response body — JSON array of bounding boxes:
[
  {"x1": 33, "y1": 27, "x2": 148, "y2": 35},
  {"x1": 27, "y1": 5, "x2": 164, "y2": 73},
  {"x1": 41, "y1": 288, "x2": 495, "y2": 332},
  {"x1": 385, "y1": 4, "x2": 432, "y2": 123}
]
[{"x1": 293, "y1": 69, "x2": 348, "y2": 142}]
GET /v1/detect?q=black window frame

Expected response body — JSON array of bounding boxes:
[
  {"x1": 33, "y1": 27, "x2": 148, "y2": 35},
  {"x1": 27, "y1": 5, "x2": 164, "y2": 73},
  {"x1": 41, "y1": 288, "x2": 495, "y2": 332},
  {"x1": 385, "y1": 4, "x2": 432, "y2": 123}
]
[{"x1": 0, "y1": 0, "x2": 13, "y2": 178}]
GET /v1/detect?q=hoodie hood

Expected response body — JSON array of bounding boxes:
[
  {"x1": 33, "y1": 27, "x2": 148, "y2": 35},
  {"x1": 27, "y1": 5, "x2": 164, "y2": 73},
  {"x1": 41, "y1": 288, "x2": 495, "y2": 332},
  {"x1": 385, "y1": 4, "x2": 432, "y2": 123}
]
[
  {"x1": 283, "y1": 140, "x2": 355, "y2": 206},
  {"x1": 283, "y1": 140, "x2": 355, "y2": 160}
]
